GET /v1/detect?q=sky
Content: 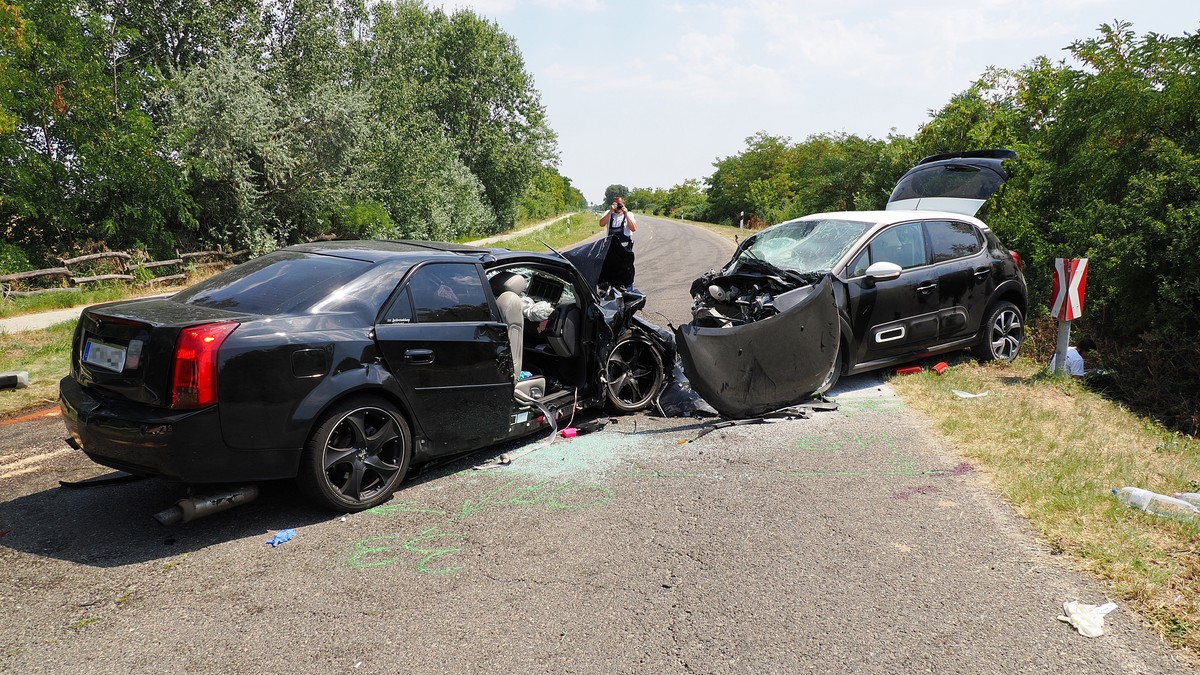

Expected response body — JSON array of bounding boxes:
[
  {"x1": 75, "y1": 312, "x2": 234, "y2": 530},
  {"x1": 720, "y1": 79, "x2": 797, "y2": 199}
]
[{"x1": 431, "y1": 1, "x2": 1196, "y2": 204}]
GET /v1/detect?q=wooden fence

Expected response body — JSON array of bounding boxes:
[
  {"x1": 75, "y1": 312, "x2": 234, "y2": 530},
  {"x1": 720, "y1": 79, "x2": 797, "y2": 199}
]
[{"x1": 0, "y1": 247, "x2": 249, "y2": 299}]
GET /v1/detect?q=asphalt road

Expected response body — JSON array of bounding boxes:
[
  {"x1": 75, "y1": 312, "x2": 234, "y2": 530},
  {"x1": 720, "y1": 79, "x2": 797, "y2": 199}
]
[{"x1": 0, "y1": 217, "x2": 1189, "y2": 673}]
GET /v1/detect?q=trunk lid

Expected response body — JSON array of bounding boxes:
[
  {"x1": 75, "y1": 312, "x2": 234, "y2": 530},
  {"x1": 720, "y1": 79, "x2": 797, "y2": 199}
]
[
  {"x1": 73, "y1": 297, "x2": 248, "y2": 406},
  {"x1": 886, "y1": 149, "x2": 1015, "y2": 216}
]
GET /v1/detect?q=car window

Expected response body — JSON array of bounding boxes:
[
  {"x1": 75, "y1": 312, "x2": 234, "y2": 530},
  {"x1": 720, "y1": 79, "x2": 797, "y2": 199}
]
[
  {"x1": 848, "y1": 249, "x2": 871, "y2": 277},
  {"x1": 924, "y1": 220, "x2": 982, "y2": 263},
  {"x1": 868, "y1": 222, "x2": 928, "y2": 270},
  {"x1": 380, "y1": 287, "x2": 414, "y2": 324},
  {"x1": 407, "y1": 263, "x2": 491, "y2": 323},
  {"x1": 496, "y1": 267, "x2": 579, "y2": 305},
  {"x1": 174, "y1": 251, "x2": 369, "y2": 315}
]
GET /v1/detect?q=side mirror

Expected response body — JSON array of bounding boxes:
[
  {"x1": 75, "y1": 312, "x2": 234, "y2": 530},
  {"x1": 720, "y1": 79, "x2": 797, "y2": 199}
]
[{"x1": 864, "y1": 261, "x2": 902, "y2": 283}]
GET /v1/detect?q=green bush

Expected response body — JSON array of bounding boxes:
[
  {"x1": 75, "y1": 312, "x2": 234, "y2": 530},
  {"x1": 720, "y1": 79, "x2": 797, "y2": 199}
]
[{"x1": 0, "y1": 242, "x2": 31, "y2": 275}]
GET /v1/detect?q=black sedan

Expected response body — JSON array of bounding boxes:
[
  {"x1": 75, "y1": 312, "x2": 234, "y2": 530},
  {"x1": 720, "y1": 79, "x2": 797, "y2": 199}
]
[
  {"x1": 60, "y1": 239, "x2": 672, "y2": 511},
  {"x1": 677, "y1": 150, "x2": 1028, "y2": 418}
]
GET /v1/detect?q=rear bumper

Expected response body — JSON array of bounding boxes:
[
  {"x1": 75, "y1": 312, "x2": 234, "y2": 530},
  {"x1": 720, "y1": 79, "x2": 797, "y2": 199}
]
[{"x1": 59, "y1": 376, "x2": 301, "y2": 483}]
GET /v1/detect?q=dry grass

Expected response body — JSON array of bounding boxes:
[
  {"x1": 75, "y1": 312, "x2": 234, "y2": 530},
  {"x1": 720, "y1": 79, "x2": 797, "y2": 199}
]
[{"x1": 888, "y1": 357, "x2": 1200, "y2": 660}]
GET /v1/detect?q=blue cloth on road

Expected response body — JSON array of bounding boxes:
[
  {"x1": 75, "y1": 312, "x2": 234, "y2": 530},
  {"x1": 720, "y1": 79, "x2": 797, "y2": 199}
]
[{"x1": 266, "y1": 528, "x2": 296, "y2": 547}]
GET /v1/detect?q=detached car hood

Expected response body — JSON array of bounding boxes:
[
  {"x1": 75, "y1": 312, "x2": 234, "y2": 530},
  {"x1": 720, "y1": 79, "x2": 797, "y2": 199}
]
[{"x1": 675, "y1": 272, "x2": 839, "y2": 418}]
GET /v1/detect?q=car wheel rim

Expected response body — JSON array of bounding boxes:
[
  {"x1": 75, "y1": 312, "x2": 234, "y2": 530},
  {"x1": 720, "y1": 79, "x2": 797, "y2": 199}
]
[
  {"x1": 606, "y1": 339, "x2": 662, "y2": 408},
  {"x1": 322, "y1": 407, "x2": 404, "y2": 504},
  {"x1": 989, "y1": 309, "x2": 1023, "y2": 360}
]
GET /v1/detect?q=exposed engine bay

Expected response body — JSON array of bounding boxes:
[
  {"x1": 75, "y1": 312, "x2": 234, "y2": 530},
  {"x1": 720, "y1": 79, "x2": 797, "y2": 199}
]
[{"x1": 689, "y1": 266, "x2": 827, "y2": 327}]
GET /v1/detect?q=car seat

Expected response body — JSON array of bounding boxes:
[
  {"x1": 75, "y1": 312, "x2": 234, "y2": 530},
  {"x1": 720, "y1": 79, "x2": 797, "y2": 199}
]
[
  {"x1": 490, "y1": 272, "x2": 546, "y2": 400},
  {"x1": 545, "y1": 302, "x2": 580, "y2": 358}
]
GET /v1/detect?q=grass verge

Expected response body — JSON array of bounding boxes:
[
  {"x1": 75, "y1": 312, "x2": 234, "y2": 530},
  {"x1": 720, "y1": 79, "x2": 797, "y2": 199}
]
[
  {"x1": 0, "y1": 321, "x2": 75, "y2": 417},
  {"x1": 887, "y1": 356, "x2": 1200, "y2": 661},
  {"x1": 0, "y1": 284, "x2": 129, "y2": 319},
  {"x1": 483, "y1": 212, "x2": 598, "y2": 252}
]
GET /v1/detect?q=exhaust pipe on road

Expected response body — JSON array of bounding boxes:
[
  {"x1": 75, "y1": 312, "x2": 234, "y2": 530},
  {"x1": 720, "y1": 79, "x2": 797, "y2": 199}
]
[{"x1": 153, "y1": 484, "x2": 260, "y2": 526}]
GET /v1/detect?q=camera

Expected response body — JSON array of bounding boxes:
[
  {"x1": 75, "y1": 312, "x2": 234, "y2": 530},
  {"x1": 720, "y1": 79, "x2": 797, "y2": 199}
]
[{"x1": 613, "y1": 203, "x2": 624, "y2": 211}]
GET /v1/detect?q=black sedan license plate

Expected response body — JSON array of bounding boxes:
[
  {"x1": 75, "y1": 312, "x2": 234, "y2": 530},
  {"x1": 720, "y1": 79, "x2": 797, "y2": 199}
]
[{"x1": 83, "y1": 338, "x2": 127, "y2": 373}]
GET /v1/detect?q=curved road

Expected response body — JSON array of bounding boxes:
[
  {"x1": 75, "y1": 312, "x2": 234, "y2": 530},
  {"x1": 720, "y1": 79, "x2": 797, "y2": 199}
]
[{"x1": 0, "y1": 221, "x2": 1190, "y2": 673}]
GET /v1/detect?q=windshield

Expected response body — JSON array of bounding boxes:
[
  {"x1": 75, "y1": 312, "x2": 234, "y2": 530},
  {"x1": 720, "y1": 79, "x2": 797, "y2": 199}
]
[{"x1": 731, "y1": 218, "x2": 874, "y2": 273}]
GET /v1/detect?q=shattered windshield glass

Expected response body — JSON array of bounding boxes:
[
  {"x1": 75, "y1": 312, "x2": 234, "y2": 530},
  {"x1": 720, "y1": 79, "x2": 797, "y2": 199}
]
[{"x1": 732, "y1": 218, "x2": 873, "y2": 273}]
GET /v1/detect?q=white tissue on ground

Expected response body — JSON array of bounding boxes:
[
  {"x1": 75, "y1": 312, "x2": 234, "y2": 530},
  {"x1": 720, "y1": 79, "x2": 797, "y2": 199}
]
[{"x1": 1057, "y1": 600, "x2": 1117, "y2": 637}]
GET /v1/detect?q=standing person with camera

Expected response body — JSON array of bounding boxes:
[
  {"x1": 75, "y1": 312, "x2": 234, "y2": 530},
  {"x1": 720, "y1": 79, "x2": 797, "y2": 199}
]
[{"x1": 599, "y1": 196, "x2": 638, "y2": 290}]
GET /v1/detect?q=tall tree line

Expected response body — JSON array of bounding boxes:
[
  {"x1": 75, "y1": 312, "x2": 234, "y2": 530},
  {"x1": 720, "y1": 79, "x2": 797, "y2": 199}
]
[
  {"x1": 641, "y1": 22, "x2": 1200, "y2": 433},
  {"x1": 0, "y1": 0, "x2": 581, "y2": 267}
]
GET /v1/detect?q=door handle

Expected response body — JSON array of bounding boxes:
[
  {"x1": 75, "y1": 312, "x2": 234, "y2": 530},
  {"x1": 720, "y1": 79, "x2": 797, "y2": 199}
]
[
  {"x1": 974, "y1": 268, "x2": 991, "y2": 279},
  {"x1": 403, "y1": 349, "x2": 434, "y2": 365},
  {"x1": 916, "y1": 282, "x2": 937, "y2": 294}
]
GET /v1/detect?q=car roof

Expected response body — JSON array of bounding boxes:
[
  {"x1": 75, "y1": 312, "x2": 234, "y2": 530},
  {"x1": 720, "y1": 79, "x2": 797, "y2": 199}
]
[
  {"x1": 789, "y1": 210, "x2": 991, "y2": 231},
  {"x1": 282, "y1": 239, "x2": 563, "y2": 265}
]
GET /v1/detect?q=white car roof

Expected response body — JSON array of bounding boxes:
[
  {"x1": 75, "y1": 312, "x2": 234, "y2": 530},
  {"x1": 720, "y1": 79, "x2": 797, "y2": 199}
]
[{"x1": 791, "y1": 210, "x2": 991, "y2": 231}]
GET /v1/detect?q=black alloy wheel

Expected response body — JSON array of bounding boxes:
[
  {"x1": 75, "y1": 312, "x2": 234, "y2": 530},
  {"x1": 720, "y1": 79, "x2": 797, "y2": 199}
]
[
  {"x1": 604, "y1": 336, "x2": 665, "y2": 413},
  {"x1": 297, "y1": 396, "x2": 411, "y2": 512},
  {"x1": 973, "y1": 301, "x2": 1024, "y2": 362}
]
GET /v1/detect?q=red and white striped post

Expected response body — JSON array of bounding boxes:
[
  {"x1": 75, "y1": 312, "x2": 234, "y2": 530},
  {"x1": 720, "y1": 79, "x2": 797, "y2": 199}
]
[{"x1": 1050, "y1": 258, "x2": 1088, "y2": 375}]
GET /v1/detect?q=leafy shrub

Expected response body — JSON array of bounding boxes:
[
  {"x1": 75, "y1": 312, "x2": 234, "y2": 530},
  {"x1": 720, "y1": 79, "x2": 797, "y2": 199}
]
[{"x1": 0, "y1": 242, "x2": 31, "y2": 275}]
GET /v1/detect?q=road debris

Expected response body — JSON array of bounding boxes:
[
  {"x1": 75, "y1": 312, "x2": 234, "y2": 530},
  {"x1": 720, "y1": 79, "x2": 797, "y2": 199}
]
[
  {"x1": 1058, "y1": 600, "x2": 1117, "y2": 637},
  {"x1": 153, "y1": 485, "x2": 260, "y2": 525},
  {"x1": 0, "y1": 371, "x2": 29, "y2": 390},
  {"x1": 266, "y1": 529, "x2": 296, "y2": 547}
]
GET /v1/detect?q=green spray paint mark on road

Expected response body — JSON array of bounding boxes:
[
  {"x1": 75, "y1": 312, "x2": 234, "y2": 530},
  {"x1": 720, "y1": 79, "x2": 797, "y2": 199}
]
[
  {"x1": 790, "y1": 430, "x2": 922, "y2": 478},
  {"x1": 366, "y1": 501, "x2": 450, "y2": 517},
  {"x1": 788, "y1": 471, "x2": 869, "y2": 477},
  {"x1": 455, "y1": 479, "x2": 615, "y2": 521},
  {"x1": 835, "y1": 398, "x2": 907, "y2": 417},
  {"x1": 348, "y1": 527, "x2": 465, "y2": 575},
  {"x1": 486, "y1": 431, "x2": 647, "y2": 478},
  {"x1": 353, "y1": 478, "x2": 615, "y2": 575}
]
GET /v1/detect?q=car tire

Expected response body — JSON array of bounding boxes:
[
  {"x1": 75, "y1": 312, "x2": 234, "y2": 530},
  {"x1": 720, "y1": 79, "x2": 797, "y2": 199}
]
[
  {"x1": 605, "y1": 334, "x2": 665, "y2": 413},
  {"x1": 296, "y1": 396, "x2": 412, "y2": 512},
  {"x1": 973, "y1": 301, "x2": 1024, "y2": 362},
  {"x1": 815, "y1": 340, "x2": 846, "y2": 395}
]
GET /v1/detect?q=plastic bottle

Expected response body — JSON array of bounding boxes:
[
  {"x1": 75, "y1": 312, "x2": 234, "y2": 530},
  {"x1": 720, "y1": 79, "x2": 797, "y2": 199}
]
[
  {"x1": 1174, "y1": 492, "x2": 1200, "y2": 509},
  {"x1": 1112, "y1": 487, "x2": 1199, "y2": 521}
]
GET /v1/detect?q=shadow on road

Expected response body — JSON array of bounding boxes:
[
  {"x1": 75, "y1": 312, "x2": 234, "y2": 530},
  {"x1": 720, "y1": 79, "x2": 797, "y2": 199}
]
[
  {"x1": 0, "y1": 476, "x2": 338, "y2": 568},
  {"x1": 0, "y1": 410, "x2": 631, "y2": 568}
]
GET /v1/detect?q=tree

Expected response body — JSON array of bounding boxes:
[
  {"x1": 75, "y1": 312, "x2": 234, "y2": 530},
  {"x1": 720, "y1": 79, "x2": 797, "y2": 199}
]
[
  {"x1": 428, "y1": 9, "x2": 556, "y2": 229},
  {"x1": 0, "y1": 0, "x2": 192, "y2": 261},
  {"x1": 603, "y1": 184, "x2": 629, "y2": 205}
]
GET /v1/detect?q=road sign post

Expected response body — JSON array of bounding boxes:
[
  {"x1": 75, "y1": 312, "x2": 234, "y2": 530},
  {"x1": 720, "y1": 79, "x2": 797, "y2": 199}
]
[{"x1": 1050, "y1": 258, "x2": 1088, "y2": 375}]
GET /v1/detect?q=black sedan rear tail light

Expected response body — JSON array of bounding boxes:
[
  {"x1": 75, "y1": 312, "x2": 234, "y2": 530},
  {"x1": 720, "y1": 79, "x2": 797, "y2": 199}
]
[{"x1": 170, "y1": 322, "x2": 238, "y2": 409}]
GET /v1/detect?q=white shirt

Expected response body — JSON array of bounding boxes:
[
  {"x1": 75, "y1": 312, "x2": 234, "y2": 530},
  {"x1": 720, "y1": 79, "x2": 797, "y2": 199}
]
[{"x1": 1048, "y1": 346, "x2": 1085, "y2": 376}]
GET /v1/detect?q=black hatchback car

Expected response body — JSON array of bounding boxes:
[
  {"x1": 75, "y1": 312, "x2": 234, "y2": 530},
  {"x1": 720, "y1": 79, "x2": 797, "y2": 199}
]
[
  {"x1": 60, "y1": 239, "x2": 673, "y2": 511},
  {"x1": 677, "y1": 150, "x2": 1028, "y2": 417}
]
